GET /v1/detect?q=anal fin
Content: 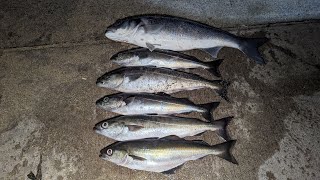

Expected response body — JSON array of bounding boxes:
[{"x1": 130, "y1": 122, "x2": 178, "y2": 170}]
[{"x1": 161, "y1": 164, "x2": 184, "y2": 175}]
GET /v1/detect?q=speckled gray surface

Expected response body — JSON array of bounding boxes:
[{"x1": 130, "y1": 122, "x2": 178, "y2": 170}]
[{"x1": 1, "y1": 1, "x2": 320, "y2": 180}]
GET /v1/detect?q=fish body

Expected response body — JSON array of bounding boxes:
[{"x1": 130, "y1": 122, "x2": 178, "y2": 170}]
[
  {"x1": 100, "y1": 138, "x2": 237, "y2": 173},
  {"x1": 105, "y1": 15, "x2": 268, "y2": 64},
  {"x1": 96, "y1": 67, "x2": 228, "y2": 101},
  {"x1": 95, "y1": 93, "x2": 219, "y2": 120},
  {"x1": 94, "y1": 115, "x2": 232, "y2": 141},
  {"x1": 111, "y1": 48, "x2": 222, "y2": 77}
]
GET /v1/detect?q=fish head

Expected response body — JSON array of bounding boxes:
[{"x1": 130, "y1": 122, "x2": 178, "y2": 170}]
[
  {"x1": 110, "y1": 52, "x2": 140, "y2": 66},
  {"x1": 96, "y1": 95, "x2": 126, "y2": 110},
  {"x1": 105, "y1": 18, "x2": 141, "y2": 41},
  {"x1": 100, "y1": 143, "x2": 128, "y2": 165},
  {"x1": 94, "y1": 120, "x2": 125, "y2": 138},
  {"x1": 96, "y1": 73, "x2": 124, "y2": 88}
]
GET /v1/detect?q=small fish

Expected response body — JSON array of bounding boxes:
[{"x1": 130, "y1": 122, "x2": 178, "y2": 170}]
[
  {"x1": 96, "y1": 67, "x2": 229, "y2": 101},
  {"x1": 96, "y1": 93, "x2": 219, "y2": 121},
  {"x1": 105, "y1": 15, "x2": 268, "y2": 64},
  {"x1": 100, "y1": 137, "x2": 237, "y2": 173},
  {"x1": 94, "y1": 115, "x2": 232, "y2": 141},
  {"x1": 111, "y1": 48, "x2": 223, "y2": 77}
]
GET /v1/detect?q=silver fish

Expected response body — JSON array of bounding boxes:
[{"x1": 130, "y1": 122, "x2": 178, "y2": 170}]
[
  {"x1": 111, "y1": 48, "x2": 223, "y2": 77},
  {"x1": 95, "y1": 93, "x2": 219, "y2": 121},
  {"x1": 100, "y1": 137, "x2": 237, "y2": 173},
  {"x1": 96, "y1": 67, "x2": 229, "y2": 101},
  {"x1": 105, "y1": 15, "x2": 268, "y2": 64},
  {"x1": 94, "y1": 115, "x2": 232, "y2": 141}
]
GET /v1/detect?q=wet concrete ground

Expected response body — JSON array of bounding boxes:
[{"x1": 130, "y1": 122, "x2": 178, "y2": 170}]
[{"x1": 1, "y1": 2, "x2": 320, "y2": 180}]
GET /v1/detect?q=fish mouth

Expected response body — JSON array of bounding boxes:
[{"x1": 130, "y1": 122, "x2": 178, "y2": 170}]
[{"x1": 96, "y1": 79, "x2": 104, "y2": 87}]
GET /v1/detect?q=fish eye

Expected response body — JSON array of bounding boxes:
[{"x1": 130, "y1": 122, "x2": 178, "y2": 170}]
[
  {"x1": 107, "y1": 149, "x2": 113, "y2": 156},
  {"x1": 103, "y1": 97, "x2": 109, "y2": 102},
  {"x1": 101, "y1": 122, "x2": 108, "y2": 129}
]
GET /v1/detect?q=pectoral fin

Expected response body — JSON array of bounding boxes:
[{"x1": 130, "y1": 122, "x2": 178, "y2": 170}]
[
  {"x1": 146, "y1": 43, "x2": 156, "y2": 51},
  {"x1": 123, "y1": 96, "x2": 135, "y2": 104},
  {"x1": 128, "y1": 74, "x2": 141, "y2": 81},
  {"x1": 161, "y1": 164, "x2": 184, "y2": 174},
  {"x1": 129, "y1": 155, "x2": 147, "y2": 161},
  {"x1": 126, "y1": 124, "x2": 144, "y2": 131},
  {"x1": 201, "y1": 47, "x2": 223, "y2": 58}
]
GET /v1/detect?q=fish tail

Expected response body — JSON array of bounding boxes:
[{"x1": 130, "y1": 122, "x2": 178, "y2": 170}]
[
  {"x1": 212, "y1": 140, "x2": 238, "y2": 164},
  {"x1": 212, "y1": 80, "x2": 230, "y2": 102},
  {"x1": 199, "y1": 102, "x2": 220, "y2": 121},
  {"x1": 211, "y1": 116, "x2": 233, "y2": 141},
  {"x1": 239, "y1": 37, "x2": 269, "y2": 64},
  {"x1": 204, "y1": 59, "x2": 223, "y2": 77}
]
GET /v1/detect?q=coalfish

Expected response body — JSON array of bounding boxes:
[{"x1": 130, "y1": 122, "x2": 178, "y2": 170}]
[
  {"x1": 100, "y1": 137, "x2": 237, "y2": 173},
  {"x1": 111, "y1": 48, "x2": 223, "y2": 77},
  {"x1": 94, "y1": 115, "x2": 232, "y2": 141},
  {"x1": 96, "y1": 93, "x2": 219, "y2": 121},
  {"x1": 96, "y1": 67, "x2": 229, "y2": 101},
  {"x1": 105, "y1": 15, "x2": 268, "y2": 64}
]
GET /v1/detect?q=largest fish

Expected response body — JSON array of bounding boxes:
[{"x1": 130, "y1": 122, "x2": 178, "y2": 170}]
[
  {"x1": 105, "y1": 15, "x2": 268, "y2": 64},
  {"x1": 96, "y1": 67, "x2": 229, "y2": 101},
  {"x1": 100, "y1": 137, "x2": 237, "y2": 173}
]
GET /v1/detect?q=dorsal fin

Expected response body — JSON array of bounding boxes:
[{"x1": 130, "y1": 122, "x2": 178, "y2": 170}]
[{"x1": 192, "y1": 140, "x2": 210, "y2": 146}]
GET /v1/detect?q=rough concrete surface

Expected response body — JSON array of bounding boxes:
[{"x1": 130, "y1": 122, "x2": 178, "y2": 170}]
[{"x1": 0, "y1": 1, "x2": 320, "y2": 180}]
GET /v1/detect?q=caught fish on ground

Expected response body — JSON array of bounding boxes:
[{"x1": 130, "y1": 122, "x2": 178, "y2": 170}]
[
  {"x1": 96, "y1": 93, "x2": 219, "y2": 121},
  {"x1": 105, "y1": 15, "x2": 268, "y2": 64},
  {"x1": 100, "y1": 137, "x2": 237, "y2": 173},
  {"x1": 96, "y1": 67, "x2": 229, "y2": 101},
  {"x1": 94, "y1": 115, "x2": 232, "y2": 141},
  {"x1": 111, "y1": 48, "x2": 223, "y2": 77}
]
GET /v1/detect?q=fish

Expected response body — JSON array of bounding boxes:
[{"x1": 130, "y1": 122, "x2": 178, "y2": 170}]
[
  {"x1": 94, "y1": 115, "x2": 233, "y2": 141},
  {"x1": 96, "y1": 67, "x2": 229, "y2": 101},
  {"x1": 105, "y1": 15, "x2": 268, "y2": 64},
  {"x1": 111, "y1": 48, "x2": 223, "y2": 77},
  {"x1": 99, "y1": 136, "x2": 238, "y2": 173},
  {"x1": 95, "y1": 93, "x2": 219, "y2": 121}
]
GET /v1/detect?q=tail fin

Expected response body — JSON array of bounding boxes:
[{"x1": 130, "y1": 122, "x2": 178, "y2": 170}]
[
  {"x1": 212, "y1": 140, "x2": 238, "y2": 164},
  {"x1": 211, "y1": 117, "x2": 233, "y2": 141},
  {"x1": 199, "y1": 102, "x2": 220, "y2": 121},
  {"x1": 240, "y1": 37, "x2": 269, "y2": 64},
  {"x1": 204, "y1": 59, "x2": 223, "y2": 77},
  {"x1": 212, "y1": 80, "x2": 230, "y2": 102}
]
